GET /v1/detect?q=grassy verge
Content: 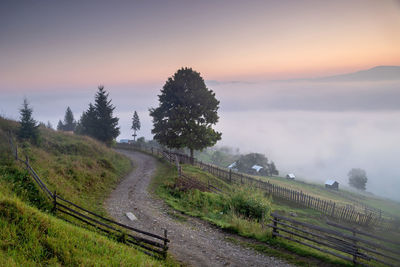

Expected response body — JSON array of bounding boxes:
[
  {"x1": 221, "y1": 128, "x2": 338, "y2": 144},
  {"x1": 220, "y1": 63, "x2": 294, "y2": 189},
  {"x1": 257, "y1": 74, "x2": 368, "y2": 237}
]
[
  {"x1": 0, "y1": 117, "x2": 179, "y2": 266},
  {"x1": 150, "y1": 159, "x2": 352, "y2": 266},
  {"x1": 0, "y1": 194, "x2": 175, "y2": 266}
]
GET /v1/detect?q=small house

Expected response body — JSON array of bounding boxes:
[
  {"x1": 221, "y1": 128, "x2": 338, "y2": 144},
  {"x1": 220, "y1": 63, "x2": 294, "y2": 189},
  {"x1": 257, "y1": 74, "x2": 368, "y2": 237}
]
[
  {"x1": 286, "y1": 173, "x2": 296, "y2": 180},
  {"x1": 251, "y1": 164, "x2": 263, "y2": 173},
  {"x1": 325, "y1": 179, "x2": 339, "y2": 190},
  {"x1": 227, "y1": 162, "x2": 237, "y2": 169},
  {"x1": 119, "y1": 139, "x2": 130, "y2": 144},
  {"x1": 227, "y1": 162, "x2": 238, "y2": 172}
]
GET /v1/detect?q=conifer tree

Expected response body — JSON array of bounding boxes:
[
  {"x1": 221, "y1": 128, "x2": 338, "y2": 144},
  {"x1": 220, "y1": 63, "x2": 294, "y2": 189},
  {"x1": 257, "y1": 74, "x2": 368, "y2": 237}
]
[
  {"x1": 131, "y1": 111, "x2": 140, "y2": 141},
  {"x1": 18, "y1": 98, "x2": 39, "y2": 143},
  {"x1": 150, "y1": 67, "x2": 221, "y2": 159},
  {"x1": 76, "y1": 103, "x2": 97, "y2": 137},
  {"x1": 57, "y1": 120, "x2": 64, "y2": 131},
  {"x1": 62, "y1": 107, "x2": 76, "y2": 131},
  {"x1": 46, "y1": 121, "x2": 53, "y2": 129},
  {"x1": 94, "y1": 86, "x2": 120, "y2": 144}
]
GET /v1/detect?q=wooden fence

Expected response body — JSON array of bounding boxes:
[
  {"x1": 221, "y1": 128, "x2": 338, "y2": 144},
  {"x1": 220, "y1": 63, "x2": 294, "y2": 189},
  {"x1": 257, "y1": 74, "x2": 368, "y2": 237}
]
[
  {"x1": 114, "y1": 143, "x2": 390, "y2": 227},
  {"x1": 269, "y1": 212, "x2": 400, "y2": 266},
  {"x1": 8, "y1": 135, "x2": 169, "y2": 259},
  {"x1": 170, "y1": 151, "x2": 380, "y2": 226},
  {"x1": 156, "y1": 147, "x2": 221, "y2": 194}
]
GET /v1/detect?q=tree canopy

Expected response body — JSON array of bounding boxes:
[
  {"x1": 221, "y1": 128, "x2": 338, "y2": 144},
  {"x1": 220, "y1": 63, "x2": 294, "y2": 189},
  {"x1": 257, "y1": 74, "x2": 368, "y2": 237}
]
[
  {"x1": 149, "y1": 67, "x2": 221, "y2": 158},
  {"x1": 348, "y1": 168, "x2": 368, "y2": 190},
  {"x1": 236, "y1": 153, "x2": 278, "y2": 176},
  {"x1": 75, "y1": 86, "x2": 120, "y2": 145},
  {"x1": 18, "y1": 98, "x2": 39, "y2": 143},
  {"x1": 131, "y1": 110, "x2": 140, "y2": 141}
]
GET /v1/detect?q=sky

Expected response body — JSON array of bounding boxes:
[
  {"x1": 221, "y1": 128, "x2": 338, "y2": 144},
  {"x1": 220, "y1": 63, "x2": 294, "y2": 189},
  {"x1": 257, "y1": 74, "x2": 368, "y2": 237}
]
[{"x1": 1, "y1": 0, "x2": 400, "y2": 201}]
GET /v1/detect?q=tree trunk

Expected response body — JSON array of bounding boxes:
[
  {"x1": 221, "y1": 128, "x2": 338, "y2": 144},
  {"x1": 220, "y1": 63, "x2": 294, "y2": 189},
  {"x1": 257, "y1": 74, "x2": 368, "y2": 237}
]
[{"x1": 190, "y1": 148, "x2": 194, "y2": 165}]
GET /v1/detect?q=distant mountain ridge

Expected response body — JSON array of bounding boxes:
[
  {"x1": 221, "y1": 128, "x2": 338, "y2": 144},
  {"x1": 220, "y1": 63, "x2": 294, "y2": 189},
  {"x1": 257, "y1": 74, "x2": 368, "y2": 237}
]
[
  {"x1": 278, "y1": 66, "x2": 400, "y2": 82},
  {"x1": 312, "y1": 66, "x2": 400, "y2": 82}
]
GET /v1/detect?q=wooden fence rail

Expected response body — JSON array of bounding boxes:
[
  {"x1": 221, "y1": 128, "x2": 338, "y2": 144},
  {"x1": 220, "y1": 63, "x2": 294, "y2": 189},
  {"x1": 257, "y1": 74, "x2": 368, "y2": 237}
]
[
  {"x1": 114, "y1": 143, "x2": 394, "y2": 228},
  {"x1": 269, "y1": 212, "x2": 400, "y2": 266},
  {"x1": 8, "y1": 134, "x2": 169, "y2": 259}
]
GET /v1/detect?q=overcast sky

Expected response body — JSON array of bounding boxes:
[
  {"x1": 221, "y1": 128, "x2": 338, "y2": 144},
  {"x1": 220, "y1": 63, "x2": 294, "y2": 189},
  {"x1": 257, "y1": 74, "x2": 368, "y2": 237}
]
[{"x1": 1, "y1": 0, "x2": 400, "y2": 201}]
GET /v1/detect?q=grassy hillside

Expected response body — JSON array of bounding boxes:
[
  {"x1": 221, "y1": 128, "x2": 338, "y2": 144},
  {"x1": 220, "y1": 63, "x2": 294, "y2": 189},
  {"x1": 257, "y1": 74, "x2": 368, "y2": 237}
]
[
  {"x1": 1, "y1": 117, "x2": 131, "y2": 215},
  {"x1": 0, "y1": 195, "x2": 165, "y2": 266},
  {"x1": 150, "y1": 161, "x2": 353, "y2": 266},
  {"x1": 0, "y1": 117, "x2": 176, "y2": 266},
  {"x1": 194, "y1": 146, "x2": 400, "y2": 218},
  {"x1": 149, "y1": 152, "x2": 399, "y2": 266}
]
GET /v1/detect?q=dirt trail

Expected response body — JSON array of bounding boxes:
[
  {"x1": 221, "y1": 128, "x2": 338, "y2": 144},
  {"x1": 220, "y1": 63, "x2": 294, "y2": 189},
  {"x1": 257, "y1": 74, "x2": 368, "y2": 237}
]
[{"x1": 105, "y1": 150, "x2": 292, "y2": 267}]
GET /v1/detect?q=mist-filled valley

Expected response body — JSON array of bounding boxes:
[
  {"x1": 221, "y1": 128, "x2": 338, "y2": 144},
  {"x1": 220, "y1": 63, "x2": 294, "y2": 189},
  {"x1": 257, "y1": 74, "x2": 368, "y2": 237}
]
[{"x1": 2, "y1": 68, "x2": 400, "y2": 201}]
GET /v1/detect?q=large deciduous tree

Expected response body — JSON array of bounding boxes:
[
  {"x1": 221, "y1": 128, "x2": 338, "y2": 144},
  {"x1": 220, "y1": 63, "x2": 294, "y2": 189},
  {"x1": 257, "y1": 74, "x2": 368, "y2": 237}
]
[
  {"x1": 348, "y1": 168, "x2": 368, "y2": 191},
  {"x1": 150, "y1": 67, "x2": 221, "y2": 159},
  {"x1": 131, "y1": 110, "x2": 141, "y2": 141},
  {"x1": 18, "y1": 98, "x2": 39, "y2": 143}
]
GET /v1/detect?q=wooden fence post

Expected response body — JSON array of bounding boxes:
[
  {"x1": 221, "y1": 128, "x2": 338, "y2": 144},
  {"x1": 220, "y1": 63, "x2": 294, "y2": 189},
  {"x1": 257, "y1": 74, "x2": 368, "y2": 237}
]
[
  {"x1": 331, "y1": 202, "x2": 336, "y2": 217},
  {"x1": 53, "y1": 191, "x2": 57, "y2": 213},
  {"x1": 352, "y1": 228, "x2": 358, "y2": 264},
  {"x1": 163, "y1": 229, "x2": 168, "y2": 259},
  {"x1": 25, "y1": 155, "x2": 29, "y2": 165},
  {"x1": 272, "y1": 215, "x2": 278, "y2": 238},
  {"x1": 229, "y1": 169, "x2": 232, "y2": 183},
  {"x1": 15, "y1": 144, "x2": 18, "y2": 160}
]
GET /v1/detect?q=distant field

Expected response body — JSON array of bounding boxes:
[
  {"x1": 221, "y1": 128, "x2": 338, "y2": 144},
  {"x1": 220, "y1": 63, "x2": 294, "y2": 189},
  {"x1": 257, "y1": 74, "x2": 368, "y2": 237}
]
[{"x1": 253, "y1": 174, "x2": 400, "y2": 218}]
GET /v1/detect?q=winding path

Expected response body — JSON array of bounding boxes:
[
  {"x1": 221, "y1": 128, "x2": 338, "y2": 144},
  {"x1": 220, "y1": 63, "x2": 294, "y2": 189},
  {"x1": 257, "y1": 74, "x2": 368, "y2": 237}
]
[{"x1": 105, "y1": 149, "x2": 292, "y2": 267}]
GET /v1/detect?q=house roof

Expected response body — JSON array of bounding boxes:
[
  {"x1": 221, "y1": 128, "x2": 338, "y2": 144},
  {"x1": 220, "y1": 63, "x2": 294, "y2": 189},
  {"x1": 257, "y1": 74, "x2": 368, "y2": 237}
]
[
  {"x1": 325, "y1": 179, "x2": 338, "y2": 185},
  {"x1": 228, "y1": 162, "x2": 237, "y2": 169},
  {"x1": 252, "y1": 165, "x2": 263, "y2": 172},
  {"x1": 287, "y1": 173, "x2": 295, "y2": 178}
]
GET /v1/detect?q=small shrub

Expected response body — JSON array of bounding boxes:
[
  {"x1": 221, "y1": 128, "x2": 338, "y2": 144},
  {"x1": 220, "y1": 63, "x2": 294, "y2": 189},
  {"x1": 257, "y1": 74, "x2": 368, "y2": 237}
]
[{"x1": 229, "y1": 188, "x2": 271, "y2": 221}]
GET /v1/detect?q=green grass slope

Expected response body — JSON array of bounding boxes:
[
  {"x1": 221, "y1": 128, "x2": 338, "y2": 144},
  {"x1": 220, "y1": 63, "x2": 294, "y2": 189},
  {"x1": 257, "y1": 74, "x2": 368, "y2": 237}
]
[
  {"x1": 0, "y1": 195, "x2": 164, "y2": 267},
  {"x1": 0, "y1": 117, "x2": 176, "y2": 266},
  {"x1": 1, "y1": 117, "x2": 131, "y2": 214},
  {"x1": 150, "y1": 154, "x2": 399, "y2": 266}
]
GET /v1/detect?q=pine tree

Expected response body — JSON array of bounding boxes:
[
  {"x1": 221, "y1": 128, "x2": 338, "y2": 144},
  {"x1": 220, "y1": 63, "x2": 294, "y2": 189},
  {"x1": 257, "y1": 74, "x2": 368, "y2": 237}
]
[
  {"x1": 62, "y1": 107, "x2": 76, "y2": 131},
  {"x1": 76, "y1": 103, "x2": 97, "y2": 137},
  {"x1": 18, "y1": 98, "x2": 39, "y2": 143},
  {"x1": 131, "y1": 111, "x2": 141, "y2": 141},
  {"x1": 150, "y1": 67, "x2": 221, "y2": 159},
  {"x1": 57, "y1": 120, "x2": 64, "y2": 131},
  {"x1": 46, "y1": 121, "x2": 53, "y2": 129},
  {"x1": 93, "y1": 86, "x2": 120, "y2": 144}
]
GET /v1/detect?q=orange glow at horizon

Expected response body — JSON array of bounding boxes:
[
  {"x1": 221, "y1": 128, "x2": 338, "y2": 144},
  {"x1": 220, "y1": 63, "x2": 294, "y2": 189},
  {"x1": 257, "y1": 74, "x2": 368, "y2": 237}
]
[{"x1": 1, "y1": 0, "x2": 400, "y2": 90}]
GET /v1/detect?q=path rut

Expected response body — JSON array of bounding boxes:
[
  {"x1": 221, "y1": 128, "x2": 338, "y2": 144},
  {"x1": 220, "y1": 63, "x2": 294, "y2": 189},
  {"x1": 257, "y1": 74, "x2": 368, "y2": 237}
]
[{"x1": 105, "y1": 149, "x2": 292, "y2": 267}]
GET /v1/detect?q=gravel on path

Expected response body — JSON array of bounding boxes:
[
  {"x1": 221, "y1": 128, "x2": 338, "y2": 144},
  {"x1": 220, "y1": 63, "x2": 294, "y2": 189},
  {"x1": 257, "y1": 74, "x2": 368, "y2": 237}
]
[{"x1": 105, "y1": 149, "x2": 293, "y2": 267}]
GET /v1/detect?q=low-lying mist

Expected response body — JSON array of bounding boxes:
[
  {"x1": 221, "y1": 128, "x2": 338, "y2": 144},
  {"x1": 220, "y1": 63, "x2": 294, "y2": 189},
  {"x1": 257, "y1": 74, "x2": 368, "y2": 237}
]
[
  {"x1": 2, "y1": 76, "x2": 400, "y2": 201},
  {"x1": 216, "y1": 110, "x2": 400, "y2": 201}
]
